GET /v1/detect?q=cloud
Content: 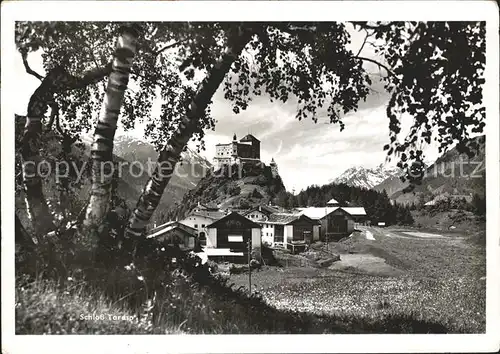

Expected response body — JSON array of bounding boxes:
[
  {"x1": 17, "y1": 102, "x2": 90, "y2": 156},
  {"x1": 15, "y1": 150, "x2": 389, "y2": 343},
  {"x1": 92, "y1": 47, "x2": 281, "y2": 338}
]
[{"x1": 203, "y1": 84, "x2": 396, "y2": 191}]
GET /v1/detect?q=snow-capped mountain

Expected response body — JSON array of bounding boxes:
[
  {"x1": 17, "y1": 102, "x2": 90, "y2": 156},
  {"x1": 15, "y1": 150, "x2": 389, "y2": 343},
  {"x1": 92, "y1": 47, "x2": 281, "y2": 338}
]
[{"x1": 330, "y1": 164, "x2": 403, "y2": 190}]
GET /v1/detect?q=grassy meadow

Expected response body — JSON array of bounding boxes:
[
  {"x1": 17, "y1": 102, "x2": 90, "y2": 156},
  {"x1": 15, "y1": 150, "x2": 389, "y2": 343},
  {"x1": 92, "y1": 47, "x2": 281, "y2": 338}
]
[
  {"x1": 15, "y1": 224, "x2": 485, "y2": 334},
  {"x1": 230, "y1": 227, "x2": 486, "y2": 333}
]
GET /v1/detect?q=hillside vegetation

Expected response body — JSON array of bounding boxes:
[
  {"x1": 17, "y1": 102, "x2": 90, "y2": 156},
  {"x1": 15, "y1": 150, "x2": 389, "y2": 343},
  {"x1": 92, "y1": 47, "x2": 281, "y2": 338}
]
[
  {"x1": 374, "y1": 135, "x2": 486, "y2": 205},
  {"x1": 282, "y1": 182, "x2": 414, "y2": 226},
  {"x1": 161, "y1": 162, "x2": 286, "y2": 222}
]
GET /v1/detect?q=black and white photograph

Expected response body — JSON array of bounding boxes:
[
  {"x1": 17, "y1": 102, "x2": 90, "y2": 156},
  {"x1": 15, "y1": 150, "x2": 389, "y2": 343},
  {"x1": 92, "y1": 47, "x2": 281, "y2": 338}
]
[{"x1": 2, "y1": 1, "x2": 499, "y2": 353}]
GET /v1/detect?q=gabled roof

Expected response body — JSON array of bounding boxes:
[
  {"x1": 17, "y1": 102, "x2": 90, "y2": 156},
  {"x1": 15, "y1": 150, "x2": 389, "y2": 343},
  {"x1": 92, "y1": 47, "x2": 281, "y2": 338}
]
[
  {"x1": 243, "y1": 204, "x2": 280, "y2": 216},
  {"x1": 207, "y1": 212, "x2": 261, "y2": 229},
  {"x1": 341, "y1": 207, "x2": 367, "y2": 216},
  {"x1": 146, "y1": 221, "x2": 197, "y2": 239},
  {"x1": 298, "y1": 207, "x2": 337, "y2": 220},
  {"x1": 326, "y1": 198, "x2": 339, "y2": 205},
  {"x1": 240, "y1": 134, "x2": 260, "y2": 142},
  {"x1": 298, "y1": 206, "x2": 367, "y2": 219},
  {"x1": 264, "y1": 213, "x2": 320, "y2": 225}
]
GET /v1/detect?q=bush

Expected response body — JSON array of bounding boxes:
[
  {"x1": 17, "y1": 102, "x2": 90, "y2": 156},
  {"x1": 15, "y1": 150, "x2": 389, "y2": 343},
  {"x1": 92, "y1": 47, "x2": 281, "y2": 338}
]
[
  {"x1": 228, "y1": 185, "x2": 241, "y2": 197},
  {"x1": 251, "y1": 188, "x2": 263, "y2": 199}
]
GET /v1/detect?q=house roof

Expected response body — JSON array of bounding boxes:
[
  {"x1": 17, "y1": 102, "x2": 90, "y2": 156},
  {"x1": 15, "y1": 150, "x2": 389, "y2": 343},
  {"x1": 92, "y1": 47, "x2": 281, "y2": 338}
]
[
  {"x1": 190, "y1": 210, "x2": 226, "y2": 220},
  {"x1": 243, "y1": 204, "x2": 280, "y2": 216},
  {"x1": 146, "y1": 221, "x2": 197, "y2": 239},
  {"x1": 342, "y1": 207, "x2": 367, "y2": 216},
  {"x1": 298, "y1": 206, "x2": 367, "y2": 219},
  {"x1": 240, "y1": 134, "x2": 260, "y2": 142},
  {"x1": 260, "y1": 213, "x2": 320, "y2": 225},
  {"x1": 207, "y1": 212, "x2": 261, "y2": 229},
  {"x1": 326, "y1": 198, "x2": 339, "y2": 205}
]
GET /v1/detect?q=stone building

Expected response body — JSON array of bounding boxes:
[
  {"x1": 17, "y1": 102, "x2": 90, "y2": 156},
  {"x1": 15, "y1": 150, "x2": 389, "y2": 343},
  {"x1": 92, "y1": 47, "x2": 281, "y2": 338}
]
[{"x1": 213, "y1": 133, "x2": 261, "y2": 170}]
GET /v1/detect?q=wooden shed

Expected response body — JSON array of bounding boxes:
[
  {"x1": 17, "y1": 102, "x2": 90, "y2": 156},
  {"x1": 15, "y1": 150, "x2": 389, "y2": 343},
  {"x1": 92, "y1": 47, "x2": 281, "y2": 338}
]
[{"x1": 205, "y1": 212, "x2": 262, "y2": 260}]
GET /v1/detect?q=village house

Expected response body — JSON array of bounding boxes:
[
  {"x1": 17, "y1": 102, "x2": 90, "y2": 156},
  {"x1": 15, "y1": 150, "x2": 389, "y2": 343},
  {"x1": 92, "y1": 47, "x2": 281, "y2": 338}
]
[
  {"x1": 146, "y1": 221, "x2": 198, "y2": 251},
  {"x1": 192, "y1": 202, "x2": 220, "y2": 213},
  {"x1": 179, "y1": 209, "x2": 227, "y2": 246},
  {"x1": 204, "y1": 212, "x2": 262, "y2": 261},
  {"x1": 243, "y1": 204, "x2": 280, "y2": 221},
  {"x1": 259, "y1": 213, "x2": 320, "y2": 252}
]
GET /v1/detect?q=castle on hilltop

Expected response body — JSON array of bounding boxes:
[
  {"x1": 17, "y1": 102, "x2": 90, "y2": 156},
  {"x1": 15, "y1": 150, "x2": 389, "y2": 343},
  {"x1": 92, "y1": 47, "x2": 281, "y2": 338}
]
[{"x1": 213, "y1": 133, "x2": 278, "y2": 177}]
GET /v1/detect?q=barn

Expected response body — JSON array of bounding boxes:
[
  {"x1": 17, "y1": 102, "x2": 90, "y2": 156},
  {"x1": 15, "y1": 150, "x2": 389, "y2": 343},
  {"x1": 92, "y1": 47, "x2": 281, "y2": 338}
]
[
  {"x1": 146, "y1": 221, "x2": 198, "y2": 251},
  {"x1": 205, "y1": 212, "x2": 262, "y2": 261},
  {"x1": 298, "y1": 206, "x2": 366, "y2": 241}
]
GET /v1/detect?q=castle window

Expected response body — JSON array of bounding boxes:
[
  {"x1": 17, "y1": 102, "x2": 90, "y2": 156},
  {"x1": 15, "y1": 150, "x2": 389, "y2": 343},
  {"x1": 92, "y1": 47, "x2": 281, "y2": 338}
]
[
  {"x1": 194, "y1": 224, "x2": 198, "y2": 228},
  {"x1": 201, "y1": 224, "x2": 205, "y2": 228}
]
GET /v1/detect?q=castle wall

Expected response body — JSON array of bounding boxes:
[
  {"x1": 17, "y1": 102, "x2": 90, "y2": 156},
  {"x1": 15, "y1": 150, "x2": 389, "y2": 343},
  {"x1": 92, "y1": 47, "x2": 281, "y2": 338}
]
[
  {"x1": 215, "y1": 142, "x2": 237, "y2": 158},
  {"x1": 214, "y1": 135, "x2": 262, "y2": 169}
]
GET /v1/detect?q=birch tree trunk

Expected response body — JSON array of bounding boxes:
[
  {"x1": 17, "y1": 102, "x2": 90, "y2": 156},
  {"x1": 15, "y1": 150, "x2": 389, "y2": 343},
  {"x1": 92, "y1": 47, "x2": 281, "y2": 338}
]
[
  {"x1": 22, "y1": 78, "x2": 60, "y2": 239},
  {"x1": 21, "y1": 60, "x2": 114, "y2": 239},
  {"x1": 81, "y1": 25, "x2": 140, "y2": 246},
  {"x1": 124, "y1": 28, "x2": 253, "y2": 247}
]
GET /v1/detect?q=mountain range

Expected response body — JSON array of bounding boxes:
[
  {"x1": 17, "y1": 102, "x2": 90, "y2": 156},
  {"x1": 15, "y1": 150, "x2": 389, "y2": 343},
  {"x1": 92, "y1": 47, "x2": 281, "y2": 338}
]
[
  {"x1": 376, "y1": 135, "x2": 486, "y2": 205},
  {"x1": 329, "y1": 164, "x2": 402, "y2": 190},
  {"x1": 329, "y1": 135, "x2": 485, "y2": 205}
]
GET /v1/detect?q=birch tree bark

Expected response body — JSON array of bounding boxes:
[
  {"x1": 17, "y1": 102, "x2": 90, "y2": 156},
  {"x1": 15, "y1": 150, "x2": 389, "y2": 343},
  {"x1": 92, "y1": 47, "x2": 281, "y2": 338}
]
[
  {"x1": 81, "y1": 25, "x2": 140, "y2": 246},
  {"x1": 21, "y1": 62, "x2": 114, "y2": 239},
  {"x1": 124, "y1": 27, "x2": 253, "y2": 249}
]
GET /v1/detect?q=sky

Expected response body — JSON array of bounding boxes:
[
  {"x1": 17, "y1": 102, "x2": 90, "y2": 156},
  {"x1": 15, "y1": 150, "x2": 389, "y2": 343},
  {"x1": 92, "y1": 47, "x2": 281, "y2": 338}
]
[{"x1": 13, "y1": 24, "x2": 440, "y2": 192}]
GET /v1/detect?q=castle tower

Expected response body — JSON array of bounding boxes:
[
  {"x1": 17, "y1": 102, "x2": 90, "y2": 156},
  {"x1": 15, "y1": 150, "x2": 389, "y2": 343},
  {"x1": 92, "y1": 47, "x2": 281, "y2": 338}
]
[
  {"x1": 233, "y1": 133, "x2": 237, "y2": 141},
  {"x1": 270, "y1": 157, "x2": 278, "y2": 177}
]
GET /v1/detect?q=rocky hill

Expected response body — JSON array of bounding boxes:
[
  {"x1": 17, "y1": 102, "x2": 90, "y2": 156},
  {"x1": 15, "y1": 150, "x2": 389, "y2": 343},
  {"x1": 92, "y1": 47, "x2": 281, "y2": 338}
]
[
  {"x1": 161, "y1": 162, "x2": 286, "y2": 222},
  {"x1": 373, "y1": 135, "x2": 486, "y2": 205}
]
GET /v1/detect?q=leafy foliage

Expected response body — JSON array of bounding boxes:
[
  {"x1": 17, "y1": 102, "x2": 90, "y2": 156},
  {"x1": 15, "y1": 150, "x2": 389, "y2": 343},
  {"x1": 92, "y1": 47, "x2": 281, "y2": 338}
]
[
  {"x1": 16, "y1": 22, "x2": 485, "y2": 201},
  {"x1": 353, "y1": 22, "x2": 485, "y2": 182}
]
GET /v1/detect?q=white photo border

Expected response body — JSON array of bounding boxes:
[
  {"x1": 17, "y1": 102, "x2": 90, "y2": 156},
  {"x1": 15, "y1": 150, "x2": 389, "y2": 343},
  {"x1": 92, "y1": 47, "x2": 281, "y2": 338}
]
[{"x1": 1, "y1": 1, "x2": 499, "y2": 353}]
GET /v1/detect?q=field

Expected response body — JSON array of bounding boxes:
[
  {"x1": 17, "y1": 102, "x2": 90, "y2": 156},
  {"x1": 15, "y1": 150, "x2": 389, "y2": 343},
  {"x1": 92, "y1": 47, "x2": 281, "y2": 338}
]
[
  {"x1": 230, "y1": 226, "x2": 486, "y2": 333},
  {"x1": 15, "y1": 224, "x2": 486, "y2": 334}
]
